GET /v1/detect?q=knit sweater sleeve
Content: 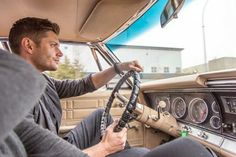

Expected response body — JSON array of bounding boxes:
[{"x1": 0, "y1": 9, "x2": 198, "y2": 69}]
[
  {"x1": 45, "y1": 74, "x2": 96, "y2": 99},
  {"x1": 14, "y1": 119, "x2": 89, "y2": 157}
]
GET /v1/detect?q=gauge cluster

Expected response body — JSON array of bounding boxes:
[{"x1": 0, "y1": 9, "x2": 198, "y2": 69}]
[{"x1": 145, "y1": 92, "x2": 222, "y2": 133}]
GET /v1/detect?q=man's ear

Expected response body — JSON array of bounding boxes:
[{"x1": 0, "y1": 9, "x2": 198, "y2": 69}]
[{"x1": 21, "y1": 37, "x2": 35, "y2": 54}]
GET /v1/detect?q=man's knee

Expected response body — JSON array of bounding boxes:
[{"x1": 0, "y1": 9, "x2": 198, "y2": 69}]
[
  {"x1": 82, "y1": 108, "x2": 107, "y2": 126},
  {"x1": 143, "y1": 137, "x2": 215, "y2": 157},
  {"x1": 108, "y1": 147, "x2": 150, "y2": 157},
  {"x1": 93, "y1": 108, "x2": 105, "y2": 116}
]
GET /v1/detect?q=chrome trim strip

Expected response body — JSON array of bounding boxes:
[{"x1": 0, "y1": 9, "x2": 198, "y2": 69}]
[
  {"x1": 179, "y1": 123, "x2": 223, "y2": 146},
  {"x1": 221, "y1": 138, "x2": 236, "y2": 154},
  {"x1": 206, "y1": 79, "x2": 236, "y2": 87},
  {"x1": 143, "y1": 88, "x2": 236, "y2": 93}
]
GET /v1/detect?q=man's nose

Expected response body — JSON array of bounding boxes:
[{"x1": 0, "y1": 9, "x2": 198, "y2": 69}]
[{"x1": 57, "y1": 48, "x2": 63, "y2": 57}]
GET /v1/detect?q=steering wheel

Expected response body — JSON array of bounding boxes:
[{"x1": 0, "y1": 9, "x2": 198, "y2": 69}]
[{"x1": 101, "y1": 70, "x2": 141, "y2": 135}]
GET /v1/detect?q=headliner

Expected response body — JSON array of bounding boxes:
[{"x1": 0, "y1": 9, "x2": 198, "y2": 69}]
[{"x1": 0, "y1": 0, "x2": 152, "y2": 43}]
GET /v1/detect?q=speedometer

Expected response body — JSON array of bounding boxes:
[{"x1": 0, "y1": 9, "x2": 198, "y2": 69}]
[
  {"x1": 171, "y1": 97, "x2": 186, "y2": 119},
  {"x1": 189, "y1": 98, "x2": 208, "y2": 124}
]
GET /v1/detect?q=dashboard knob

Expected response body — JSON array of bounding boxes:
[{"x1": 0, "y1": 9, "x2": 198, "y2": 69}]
[
  {"x1": 182, "y1": 125, "x2": 191, "y2": 132},
  {"x1": 148, "y1": 115, "x2": 159, "y2": 121},
  {"x1": 198, "y1": 131, "x2": 208, "y2": 139},
  {"x1": 159, "y1": 100, "x2": 167, "y2": 108}
]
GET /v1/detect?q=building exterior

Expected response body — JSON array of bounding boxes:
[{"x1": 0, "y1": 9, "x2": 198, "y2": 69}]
[
  {"x1": 108, "y1": 44, "x2": 183, "y2": 74},
  {"x1": 183, "y1": 57, "x2": 236, "y2": 74}
]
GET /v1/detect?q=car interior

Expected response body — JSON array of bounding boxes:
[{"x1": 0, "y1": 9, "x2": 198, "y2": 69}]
[{"x1": 0, "y1": 0, "x2": 236, "y2": 157}]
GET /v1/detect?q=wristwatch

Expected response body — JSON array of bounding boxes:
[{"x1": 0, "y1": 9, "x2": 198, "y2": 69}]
[{"x1": 113, "y1": 63, "x2": 122, "y2": 74}]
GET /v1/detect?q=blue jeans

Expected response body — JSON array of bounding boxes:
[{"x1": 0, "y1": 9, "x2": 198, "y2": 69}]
[{"x1": 63, "y1": 108, "x2": 149, "y2": 157}]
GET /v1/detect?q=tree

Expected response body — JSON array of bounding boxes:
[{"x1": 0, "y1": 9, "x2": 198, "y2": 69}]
[
  {"x1": 73, "y1": 58, "x2": 84, "y2": 78},
  {"x1": 47, "y1": 55, "x2": 84, "y2": 80}
]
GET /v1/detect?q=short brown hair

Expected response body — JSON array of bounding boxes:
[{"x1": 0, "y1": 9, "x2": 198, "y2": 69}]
[{"x1": 9, "y1": 17, "x2": 60, "y2": 55}]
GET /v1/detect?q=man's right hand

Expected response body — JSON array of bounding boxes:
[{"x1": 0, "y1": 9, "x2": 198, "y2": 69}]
[
  {"x1": 100, "y1": 120, "x2": 127, "y2": 155},
  {"x1": 82, "y1": 120, "x2": 127, "y2": 157}
]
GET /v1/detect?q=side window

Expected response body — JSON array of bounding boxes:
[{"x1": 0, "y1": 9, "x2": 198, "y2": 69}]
[
  {"x1": 0, "y1": 42, "x2": 4, "y2": 50},
  {"x1": 47, "y1": 43, "x2": 109, "y2": 80},
  {"x1": 0, "y1": 41, "x2": 11, "y2": 52}
]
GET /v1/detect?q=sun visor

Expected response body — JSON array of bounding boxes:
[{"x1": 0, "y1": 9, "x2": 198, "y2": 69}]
[
  {"x1": 78, "y1": 0, "x2": 150, "y2": 42},
  {"x1": 0, "y1": 0, "x2": 150, "y2": 42}
]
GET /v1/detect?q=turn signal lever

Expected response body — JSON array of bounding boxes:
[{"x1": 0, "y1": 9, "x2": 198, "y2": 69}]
[{"x1": 115, "y1": 93, "x2": 179, "y2": 137}]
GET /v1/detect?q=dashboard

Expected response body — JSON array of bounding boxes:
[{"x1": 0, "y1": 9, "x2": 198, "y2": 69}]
[
  {"x1": 145, "y1": 91, "x2": 222, "y2": 134},
  {"x1": 139, "y1": 70, "x2": 236, "y2": 157}
]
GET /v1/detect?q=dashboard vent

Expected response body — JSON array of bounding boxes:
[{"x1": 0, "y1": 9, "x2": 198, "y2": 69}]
[{"x1": 206, "y1": 79, "x2": 236, "y2": 87}]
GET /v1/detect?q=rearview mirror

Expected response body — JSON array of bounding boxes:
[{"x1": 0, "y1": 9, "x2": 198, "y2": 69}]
[{"x1": 160, "y1": 0, "x2": 185, "y2": 28}]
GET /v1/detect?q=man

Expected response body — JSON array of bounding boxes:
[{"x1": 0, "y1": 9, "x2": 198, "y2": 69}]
[
  {"x1": 8, "y1": 17, "x2": 216, "y2": 157},
  {"x1": 9, "y1": 17, "x2": 148, "y2": 157}
]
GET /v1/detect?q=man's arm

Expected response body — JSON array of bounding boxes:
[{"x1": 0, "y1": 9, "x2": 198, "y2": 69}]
[
  {"x1": 91, "y1": 60, "x2": 143, "y2": 89},
  {"x1": 15, "y1": 119, "x2": 89, "y2": 157},
  {"x1": 48, "y1": 74, "x2": 96, "y2": 99},
  {"x1": 50, "y1": 60, "x2": 143, "y2": 98},
  {"x1": 15, "y1": 119, "x2": 127, "y2": 157}
]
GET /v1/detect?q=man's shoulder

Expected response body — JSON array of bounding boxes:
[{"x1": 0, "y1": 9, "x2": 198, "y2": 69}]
[
  {"x1": 41, "y1": 73, "x2": 57, "y2": 88},
  {"x1": 42, "y1": 73, "x2": 51, "y2": 79},
  {"x1": 42, "y1": 73, "x2": 55, "y2": 82}
]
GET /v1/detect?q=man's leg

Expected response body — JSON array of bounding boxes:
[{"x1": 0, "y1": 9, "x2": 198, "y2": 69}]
[
  {"x1": 63, "y1": 108, "x2": 111, "y2": 149},
  {"x1": 63, "y1": 108, "x2": 149, "y2": 157},
  {"x1": 143, "y1": 137, "x2": 215, "y2": 157},
  {"x1": 108, "y1": 147, "x2": 150, "y2": 157}
]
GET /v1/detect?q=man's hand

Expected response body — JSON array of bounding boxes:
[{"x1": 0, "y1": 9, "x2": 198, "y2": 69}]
[
  {"x1": 83, "y1": 120, "x2": 127, "y2": 157},
  {"x1": 91, "y1": 60, "x2": 143, "y2": 89},
  {"x1": 119, "y1": 60, "x2": 143, "y2": 72},
  {"x1": 100, "y1": 120, "x2": 127, "y2": 155}
]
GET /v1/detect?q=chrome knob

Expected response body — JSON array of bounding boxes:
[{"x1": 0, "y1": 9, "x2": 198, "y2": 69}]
[{"x1": 198, "y1": 131, "x2": 208, "y2": 139}]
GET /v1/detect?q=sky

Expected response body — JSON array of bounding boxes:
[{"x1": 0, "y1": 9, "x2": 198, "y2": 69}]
[{"x1": 127, "y1": 0, "x2": 236, "y2": 68}]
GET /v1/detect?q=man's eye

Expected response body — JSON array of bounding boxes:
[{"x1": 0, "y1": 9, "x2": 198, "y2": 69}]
[{"x1": 51, "y1": 44, "x2": 57, "y2": 47}]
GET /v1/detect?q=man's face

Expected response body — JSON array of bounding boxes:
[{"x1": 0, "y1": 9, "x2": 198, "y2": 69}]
[{"x1": 30, "y1": 31, "x2": 63, "y2": 72}]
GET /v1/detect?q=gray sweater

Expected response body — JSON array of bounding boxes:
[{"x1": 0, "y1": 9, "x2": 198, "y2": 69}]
[
  {"x1": 0, "y1": 132, "x2": 27, "y2": 157},
  {"x1": 14, "y1": 74, "x2": 96, "y2": 156},
  {"x1": 30, "y1": 74, "x2": 96, "y2": 134},
  {"x1": 15, "y1": 119, "x2": 89, "y2": 157}
]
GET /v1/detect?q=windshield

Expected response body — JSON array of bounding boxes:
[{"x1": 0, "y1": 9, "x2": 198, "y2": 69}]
[{"x1": 105, "y1": 0, "x2": 236, "y2": 81}]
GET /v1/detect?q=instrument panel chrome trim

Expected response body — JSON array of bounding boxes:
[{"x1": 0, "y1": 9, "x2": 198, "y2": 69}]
[
  {"x1": 221, "y1": 138, "x2": 236, "y2": 154},
  {"x1": 179, "y1": 123, "x2": 236, "y2": 155},
  {"x1": 179, "y1": 123, "x2": 223, "y2": 146}
]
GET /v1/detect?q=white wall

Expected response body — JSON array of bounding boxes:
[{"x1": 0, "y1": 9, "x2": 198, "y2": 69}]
[{"x1": 113, "y1": 47, "x2": 182, "y2": 73}]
